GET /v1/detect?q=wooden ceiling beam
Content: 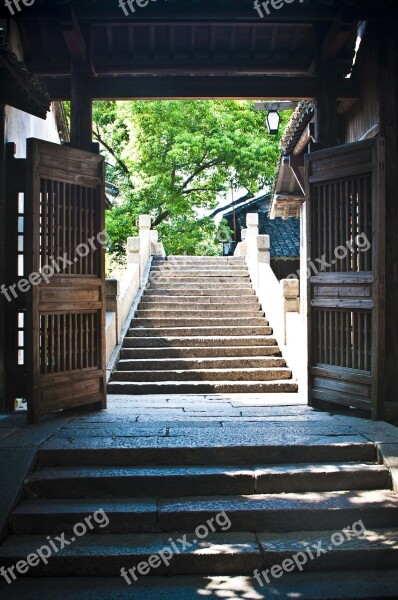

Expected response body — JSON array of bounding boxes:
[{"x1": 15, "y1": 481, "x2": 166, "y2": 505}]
[
  {"x1": 12, "y1": 1, "x2": 388, "y2": 23},
  {"x1": 322, "y1": 12, "x2": 357, "y2": 61},
  {"x1": 41, "y1": 75, "x2": 360, "y2": 102},
  {"x1": 27, "y1": 59, "x2": 313, "y2": 77},
  {"x1": 60, "y1": 7, "x2": 88, "y2": 65}
]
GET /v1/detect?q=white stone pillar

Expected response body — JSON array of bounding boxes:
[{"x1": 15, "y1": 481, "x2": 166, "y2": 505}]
[
  {"x1": 281, "y1": 278, "x2": 300, "y2": 345},
  {"x1": 127, "y1": 237, "x2": 140, "y2": 265},
  {"x1": 246, "y1": 213, "x2": 259, "y2": 286},
  {"x1": 139, "y1": 214, "x2": 152, "y2": 258}
]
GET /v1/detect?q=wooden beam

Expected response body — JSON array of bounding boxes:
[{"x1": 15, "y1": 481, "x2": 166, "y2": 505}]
[
  {"x1": 288, "y1": 156, "x2": 306, "y2": 195},
  {"x1": 293, "y1": 123, "x2": 315, "y2": 155},
  {"x1": 41, "y1": 75, "x2": 360, "y2": 102},
  {"x1": 24, "y1": 59, "x2": 313, "y2": 77},
  {"x1": 16, "y1": 1, "x2": 390, "y2": 23},
  {"x1": 60, "y1": 7, "x2": 87, "y2": 65},
  {"x1": 322, "y1": 12, "x2": 357, "y2": 61}
]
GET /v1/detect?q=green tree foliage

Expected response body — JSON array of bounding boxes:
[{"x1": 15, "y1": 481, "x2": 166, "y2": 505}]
[{"x1": 91, "y1": 100, "x2": 290, "y2": 256}]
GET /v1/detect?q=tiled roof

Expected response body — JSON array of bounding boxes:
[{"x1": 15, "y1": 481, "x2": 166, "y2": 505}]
[
  {"x1": 0, "y1": 32, "x2": 50, "y2": 119},
  {"x1": 280, "y1": 101, "x2": 315, "y2": 155},
  {"x1": 260, "y1": 213, "x2": 300, "y2": 258},
  {"x1": 224, "y1": 195, "x2": 300, "y2": 259}
]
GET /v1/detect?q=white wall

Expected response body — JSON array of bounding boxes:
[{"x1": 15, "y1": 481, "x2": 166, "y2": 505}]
[
  {"x1": 4, "y1": 21, "x2": 60, "y2": 158},
  {"x1": 4, "y1": 105, "x2": 61, "y2": 159}
]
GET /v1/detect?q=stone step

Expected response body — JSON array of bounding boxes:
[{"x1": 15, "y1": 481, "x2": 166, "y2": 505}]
[
  {"x1": 156, "y1": 254, "x2": 245, "y2": 264},
  {"x1": 37, "y1": 442, "x2": 377, "y2": 468},
  {"x1": 116, "y1": 357, "x2": 286, "y2": 371},
  {"x1": 147, "y1": 282, "x2": 253, "y2": 289},
  {"x1": 107, "y1": 381, "x2": 298, "y2": 394},
  {"x1": 22, "y1": 463, "x2": 390, "y2": 503},
  {"x1": 110, "y1": 368, "x2": 292, "y2": 382},
  {"x1": 143, "y1": 289, "x2": 256, "y2": 296},
  {"x1": 126, "y1": 326, "x2": 273, "y2": 337},
  {"x1": 2, "y1": 571, "x2": 398, "y2": 600},
  {"x1": 0, "y1": 532, "x2": 261, "y2": 577},
  {"x1": 149, "y1": 271, "x2": 249, "y2": 278},
  {"x1": 131, "y1": 317, "x2": 268, "y2": 328},
  {"x1": 157, "y1": 489, "x2": 398, "y2": 532},
  {"x1": 257, "y1": 528, "x2": 398, "y2": 572},
  {"x1": 151, "y1": 266, "x2": 248, "y2": 272},
  {"x1": 122, "y1": 336, "x2": 278, "y2": 348},
  {"x1": 7, "y1": 491, "x2": 398, "y2": 540},
  {"x1": 120, "y1": 346, "x2": 282, "y2": 359},
  {"x1": 135, "y1": 310, "x2": 264, "y2": 318},
  {"x1": 141, "y1": 299, "x2": 258, "y2": 308}
]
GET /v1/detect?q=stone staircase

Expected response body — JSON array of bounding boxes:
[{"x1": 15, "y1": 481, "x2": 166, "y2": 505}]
[
  {"x1": 107, "y1": 256, "x2": 298, "y2": 395},
  {"x1": 1, "y1": 439, "x2": 398, "y2": 587}
]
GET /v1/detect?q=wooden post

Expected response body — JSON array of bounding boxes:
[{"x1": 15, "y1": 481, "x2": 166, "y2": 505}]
[
  {"x1": 0, "y1": 105, "x2": 5, "y2": 411},
  {"x1": 70, "y1": 60, "x2": 93, "y2": 152},
  {"x1": 378, "y1": 20, "x2": 398, "y2": 418},
  {"x1": 62, "y1": 8, "x2": 93, "y2": 151},
  {"x1": 314, "y1": 62, "x2": 340, "y2": 149}
]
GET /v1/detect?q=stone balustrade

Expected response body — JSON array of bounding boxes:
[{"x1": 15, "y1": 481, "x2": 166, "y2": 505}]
[
  {"x1": 235, "y1": 212, "x2": 306, "y2": 394},
  {"x1": 105, "y1": 215, "x2": 166, "y2": 365}
]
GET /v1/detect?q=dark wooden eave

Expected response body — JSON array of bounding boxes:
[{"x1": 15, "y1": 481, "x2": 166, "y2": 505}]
[
  {"x1": 1, "y1": 0, "x2": 390, "y2": 102},
  {"x1": 0, "y1": 32, "x2": 50, "y2": 118},
  {"x1": 1, "y1": 0, "x2": 394, "y2": 102}
]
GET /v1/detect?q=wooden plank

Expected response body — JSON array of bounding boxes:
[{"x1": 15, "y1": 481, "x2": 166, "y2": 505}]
[
  {"x1": 312, "y1": 365, "x2": 372, "y2": 383},
  {"x1": 313, "y1": 286, "x2": 371, "y2": 297},
  {"x1": 310, "y1": 299, "x2": 373, "y2": 309},
  {"x1": 310, "y1": 272, "x2": 374, "y2": 284},
  {"x1": 311, "y1": 389, "x2": 371, "y2": 411}
]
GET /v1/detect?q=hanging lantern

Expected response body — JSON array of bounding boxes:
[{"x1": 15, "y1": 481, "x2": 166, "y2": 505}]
[{"x1": 266, "y1": 110, "x2": 280, "y2": 135}]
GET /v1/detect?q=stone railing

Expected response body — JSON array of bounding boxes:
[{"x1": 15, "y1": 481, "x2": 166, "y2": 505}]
[
  {"x1": 105, "y1": 214, "x2": 166, "y2": 365},
  {"x1": 235, "y1": 212, "x2": 306, "y2": 394}
]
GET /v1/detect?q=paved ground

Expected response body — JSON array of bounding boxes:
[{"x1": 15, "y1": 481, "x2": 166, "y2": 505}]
[{"x1": 1, "y1": 394, "x2": 398, "y2": 599}]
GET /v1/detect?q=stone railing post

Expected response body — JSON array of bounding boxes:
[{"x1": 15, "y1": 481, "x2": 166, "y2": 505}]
[
  {"x1": 281, "y1": 278, "x2": 300, "y2": 344},
  {"x1": 105, "y1": 278, "x2": 121, "y2": 340},
  {"x1": 257, "y1": 234, "x2": 270, "y2": 265},
  {"x1": 127, "y1": 236, "x2": 141, "y2": 284},
  {"x1": 245, "y1": 213, "x2": 259, "y2": 285},
  {"x1": 139, "y1": 214, "x2": 151, "y2": 258},
  {"x1": 246, "y1": 213, "x2": 259, "y2": 257}
]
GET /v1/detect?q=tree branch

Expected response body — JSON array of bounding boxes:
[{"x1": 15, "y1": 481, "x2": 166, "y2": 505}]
[
  {"x1": 181, "y1": 158, "x2": 222, "y2": 190},
  {"x1": 182, "y1": 188, "x2": 221, "y2": 195},
  {"x1": 152, "y1": 210, "x2": 170, "y2": 227},
  {"x1": 93, "y1": 130, "x2": 130, "y2": 176},
  {"x1": 208, "y1": 191, "x2": 254, "y2": 218}
]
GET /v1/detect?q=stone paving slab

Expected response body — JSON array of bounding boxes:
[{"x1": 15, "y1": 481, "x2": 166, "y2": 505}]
[
  {"x1": 334, "y1": 414, "x2": 398, "y2": 443},
  {"x1": 43, "y1": 429, "x2": 370, "y2": 449},
  {"x1": 0, "y1": 428, "x2": 19, "y2": 439},
  {"x1": 55, "y1": 427, "x2": 168, "y2": 438}
]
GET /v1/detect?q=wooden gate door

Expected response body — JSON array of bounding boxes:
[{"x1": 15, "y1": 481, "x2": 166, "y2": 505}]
[
  {"x1": 26, "y1": 139, "x2": 106, "y2": 423},
  {"x1": 306, "y1": 138, "x2": 385, "y2": 419}
]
